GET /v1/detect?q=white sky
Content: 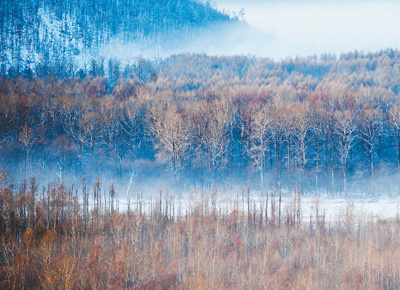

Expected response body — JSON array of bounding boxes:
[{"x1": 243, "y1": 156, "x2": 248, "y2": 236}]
[{"x1": 211, "y1": 0, "x2": 400, "y2": 59}]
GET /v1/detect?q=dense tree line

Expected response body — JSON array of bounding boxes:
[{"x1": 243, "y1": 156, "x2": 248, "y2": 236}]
[
  {"x1": 0, "y1": 173, "x2": 400, "y2": 289},
  {"x1": 1, "y1": 50, "x2": 400, "y2": 194},
  {"x1": 0, "y1": 0, "x2": 235, "y2": 76}
]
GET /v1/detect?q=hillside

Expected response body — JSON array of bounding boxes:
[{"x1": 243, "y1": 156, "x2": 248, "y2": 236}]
[
  {"x1": 0, "y1": 0, "x2": 235, "y2": 76},
  {"x1": 1, "y1": 50, "x2": 400, "y2": 195}
]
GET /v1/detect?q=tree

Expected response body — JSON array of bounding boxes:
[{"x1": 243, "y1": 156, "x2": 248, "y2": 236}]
[
  {"x1": 290, "y1": 103, "x2": 312, "y2": 192},
  {"x1": 310, "y1": 103, "x2": 328, "y2": 194},
  {"x1": 18, "y1": 125, "x2": 35, "y2": 175},
  {"x1": 268, "y1": 102, "x2": 290, "y2": 189},
  {"x1": 149, "y1": 103, "x2": 190, "y2": 178},
  {"x1": 56, "y1": 95, "x2": 87, "y2": 155},
  {"x1": 203, "y1": 98, "x2": 234, "y2": 179},
  {"x1": 389, "y1": 103, "x2": 400, "y2": 168},
  {"x1": 78, "y1": 110, "x2": 104, "y2": 155},
  {"x1": 358, "y1": 105, "x2": 382, "y2": 193},
  {"x1": 0, "y1": 91, "x2": 18, "y2": 143},
  {"x1": 100, "y1": 97, "x2": 123, "y2": 160},
  {"x1": 57, "y1": 95, "x2": 103, "y2": 156},
  {"x1": 246, "y1": 104, "x2": 273, "y2": 197},
  {"x1": 120, "y1": 88, "x2": 147, "y2": 158},
  {"x1": 333, "y1": 109, "x2": 357, "y2": 195}
]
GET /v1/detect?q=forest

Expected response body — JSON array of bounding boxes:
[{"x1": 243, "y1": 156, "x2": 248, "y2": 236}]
[
  {"x1": 1, "y1": 50, "x2": 400, "y2": 195},
  {"x1": 0, "y1": 0, "x2": 236, "y2": 76},
  {"x1": 1, "y1": 172, "x2": 400, "y2": 289},
  {"x1": 3, "y1": 0, "x2": 400, "y2": 288}
]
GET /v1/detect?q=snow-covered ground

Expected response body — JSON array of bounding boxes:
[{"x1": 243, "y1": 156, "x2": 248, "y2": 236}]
[
  {"x1": 113, "y1": 190, "x2": 400, "y2": 221},
  {"x1": 294, "y1": 196, "x2": 400, "y2": 220}
]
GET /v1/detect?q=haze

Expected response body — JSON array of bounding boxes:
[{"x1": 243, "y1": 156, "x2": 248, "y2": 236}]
[{"x1": 211, "y1": 0, "x2": 400, "y2": 59}]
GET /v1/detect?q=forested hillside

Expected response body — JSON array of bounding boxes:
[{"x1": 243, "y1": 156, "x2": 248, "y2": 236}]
[
  {"x1": 1, "y1": 50, "x2": 400, "y2": 195},
  {"x1": 0, "y1": 0, "x2": 235, "y2": 76}
]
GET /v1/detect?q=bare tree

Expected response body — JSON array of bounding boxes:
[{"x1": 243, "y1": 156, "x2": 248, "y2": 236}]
[
  {"x1": 358, "y1": 105, "x2": 382, "y2": 193},
  {"x1": 184, "y1": 100, "x2": 208, "y2": 171},
  {"x1": 389, "y1": 103, "x2": 400, "y2": 168},
  {"x1": 333, "y1": 109, "x2": 357, "y2": 196},
  {"x1": 149, "y1": 103, "x2": 190, "y2": 178},
  {"x1": 120, "y1": 93, "x2": 146, "y2": 157},
  {"x1": 78, "y1": 110, "x2": 104, "y2": 155},
  {"x1": 290, "y1": 103, "x2": 312, "y2": 192},
  {"x1": 310, "y1": 104, "x2": 328, "y2": 194},
  {"x1": 18, "y1": 125, "x2": 36, "y2": 175},
  {"x1": 56, "y1": 95, "x2": 88, "y2": 155},
  {"x1": 269, "y1": 102, "x2": 290, "y2": 189},
  {"x1": 247, "y1": 104, "x2": 273, "y2": 196},
  {"x1": 100, "y1": 96, "x2": 124, "y2": 179},
  {"x1": 0, "y1": 92, "x2": 17, "y2": 144},
  {"x1": 203, "y1": 98, "x2": 234, "y2": 178},
  {"x1": 57, "y1": 96, "x2": 103, "y2": 155},
  {"x1": 100, "y1": 97, "x2": 121, "y2": 157}
]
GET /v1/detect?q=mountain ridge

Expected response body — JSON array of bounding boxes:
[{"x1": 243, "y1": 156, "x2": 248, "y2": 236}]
[{"x1": 0, "y1": 0, "x2": 236, "y2": 75}]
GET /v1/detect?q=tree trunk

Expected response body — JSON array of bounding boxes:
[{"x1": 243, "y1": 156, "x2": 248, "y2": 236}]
[
  {"x1": 344, "y1": 159, "x2": 347, "y2": 197},
  {"x1": 371, "y1": 151, "x2": 374, "y2": 195},
  {"x1": 260, "y1": 168, "x2": 264, "y2": 198},
  {"x1": 397, "y1": 129, "x2": 400, "y2": 168},
  {"x1": 315, "y1": 160, "x2": 319, "y2": 194},
  {"x1": 278, "y1": 181, "x2": 281, "y2": 225}
]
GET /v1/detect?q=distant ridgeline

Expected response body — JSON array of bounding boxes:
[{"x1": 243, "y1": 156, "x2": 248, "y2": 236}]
[{"x1": 0, "y1": 0, "x2": 235, "y2": 76}]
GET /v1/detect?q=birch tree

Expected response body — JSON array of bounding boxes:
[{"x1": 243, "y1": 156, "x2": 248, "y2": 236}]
[
  {"x1": 149, "y1": 103, "x2": 190, "y2": 178},
  {"x1": 203, "y1": 98, "x2": 234, "y2": 175},
  {"x1": 247, "y1": 104, "x2": 273, "y2": 196},
  {"x1": 358, "y1": 105, "x2": 382, "y2": 193},
  {"x1": 291, "y1": 103, "x2": 312, "y2": 192},
  {"x1": 334, "y1": 109, "x2": 357, "y2": 195},
  {"x1": 389, "y1": 103, "x2": 400, "y2": 168}
]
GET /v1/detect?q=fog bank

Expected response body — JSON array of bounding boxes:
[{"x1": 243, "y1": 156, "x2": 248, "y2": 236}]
[{"x1": 212, "y1": 0, "x2": 400, "y2": 59}]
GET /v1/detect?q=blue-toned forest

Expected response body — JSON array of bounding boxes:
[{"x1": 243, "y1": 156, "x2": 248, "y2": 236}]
[
  {"x1": 1, "y1": 51, "x2": 400, "y2": 195},
  {"x1": 2, "y1": 1, "x2": 400, "y2": 289}
]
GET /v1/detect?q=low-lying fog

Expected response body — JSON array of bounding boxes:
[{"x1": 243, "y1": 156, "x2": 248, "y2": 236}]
[
  {"x1": 98, "y1": 0, "x2": 400, "y2": 63},
  {"x1": 207, "y1": 0, "x2": 400, "y2": 59}
]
